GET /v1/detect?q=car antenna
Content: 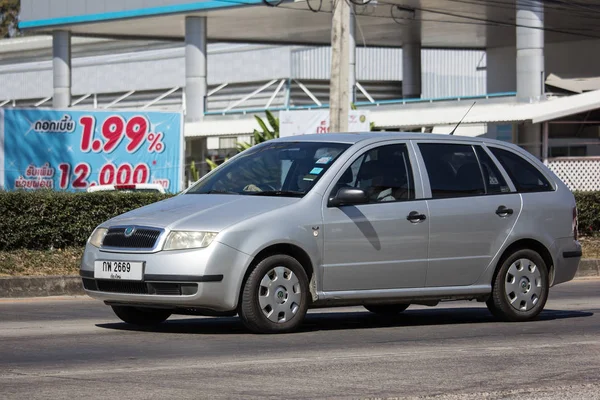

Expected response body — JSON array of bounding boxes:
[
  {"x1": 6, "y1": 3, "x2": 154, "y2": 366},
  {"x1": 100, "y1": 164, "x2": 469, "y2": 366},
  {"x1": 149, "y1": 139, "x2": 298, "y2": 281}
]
[{"x1": 449, "y1": 101, "x2": 476, "y2": 135}]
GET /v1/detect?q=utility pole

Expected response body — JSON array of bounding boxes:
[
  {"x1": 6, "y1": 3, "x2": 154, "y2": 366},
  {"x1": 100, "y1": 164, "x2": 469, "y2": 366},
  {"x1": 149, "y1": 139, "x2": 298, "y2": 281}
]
[{"x1": 329, "y1": 0, "x2": 350, "y2": 133}]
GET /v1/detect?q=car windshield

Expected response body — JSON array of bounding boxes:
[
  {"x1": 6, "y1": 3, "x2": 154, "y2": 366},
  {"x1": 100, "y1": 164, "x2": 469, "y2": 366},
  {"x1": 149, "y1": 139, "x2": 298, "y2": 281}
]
[{"x1": 187, "y1": 141, "x2": 351, "y2": 197}]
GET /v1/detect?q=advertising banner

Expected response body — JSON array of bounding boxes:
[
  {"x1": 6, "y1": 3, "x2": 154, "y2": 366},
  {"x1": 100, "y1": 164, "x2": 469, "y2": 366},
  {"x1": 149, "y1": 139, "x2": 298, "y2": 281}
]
[
  {"x1": 1, "y1": 108, "x2": 183, "y2": 192},
  {"x1": 280, "y1": 109, "x2": 371, "y2": 137}
]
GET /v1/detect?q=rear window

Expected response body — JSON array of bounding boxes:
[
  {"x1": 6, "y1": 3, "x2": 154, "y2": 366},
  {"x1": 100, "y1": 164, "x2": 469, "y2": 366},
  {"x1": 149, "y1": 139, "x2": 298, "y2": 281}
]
[{"x1": 488, "y1": 147, "x2": 553, "y2": 193}]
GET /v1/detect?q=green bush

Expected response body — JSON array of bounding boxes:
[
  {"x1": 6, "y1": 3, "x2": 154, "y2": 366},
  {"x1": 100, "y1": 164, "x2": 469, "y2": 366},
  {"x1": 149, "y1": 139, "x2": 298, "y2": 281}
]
[
  {"x1": 574, "y1": 191, "x2": 600, "y2": 236},
  {"x1": 0, "y1": 190, "x2": 597, "y2": 251},
  {"x1": 0, "y1": 190, "x2": 173, "y2": 251}
]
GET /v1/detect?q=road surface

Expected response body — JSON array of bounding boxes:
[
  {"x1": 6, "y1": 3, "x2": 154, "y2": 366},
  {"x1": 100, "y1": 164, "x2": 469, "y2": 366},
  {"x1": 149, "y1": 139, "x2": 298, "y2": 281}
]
[{"x1": 1, "y1": 279, "x2": 599, "y2": 399}]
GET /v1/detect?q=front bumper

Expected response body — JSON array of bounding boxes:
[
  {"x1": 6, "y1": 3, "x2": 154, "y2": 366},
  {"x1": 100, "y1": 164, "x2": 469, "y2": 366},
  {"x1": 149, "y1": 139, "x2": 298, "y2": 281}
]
[{"x1": 79, "y1": 241, "x2": 252, "y2": 312}]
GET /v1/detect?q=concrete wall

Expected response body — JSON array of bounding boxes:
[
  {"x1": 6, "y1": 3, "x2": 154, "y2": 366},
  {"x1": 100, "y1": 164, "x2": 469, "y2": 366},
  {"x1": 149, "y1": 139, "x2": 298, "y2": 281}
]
[
  {"x1": 20, "y1": 0, "x2": 207, "y2": 22},
  {"x1": 487, "y1": 39, "x2": 600, "y2": 93}
]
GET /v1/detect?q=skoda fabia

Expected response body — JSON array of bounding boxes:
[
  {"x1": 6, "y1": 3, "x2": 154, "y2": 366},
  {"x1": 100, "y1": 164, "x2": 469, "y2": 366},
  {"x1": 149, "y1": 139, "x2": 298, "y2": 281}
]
[{"x1": 81, "y1": 133, "x2": 581, "y2": 333}]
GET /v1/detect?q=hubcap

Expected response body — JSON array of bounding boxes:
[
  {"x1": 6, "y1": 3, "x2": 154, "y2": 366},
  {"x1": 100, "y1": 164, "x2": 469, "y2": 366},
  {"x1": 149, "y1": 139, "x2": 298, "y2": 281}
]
[
  {"x1": 258, "y1": 266, "x2": 301, "y2": 323},
  {"x1": 504, "y1": 258, "x2": 543, "y2": 312}
]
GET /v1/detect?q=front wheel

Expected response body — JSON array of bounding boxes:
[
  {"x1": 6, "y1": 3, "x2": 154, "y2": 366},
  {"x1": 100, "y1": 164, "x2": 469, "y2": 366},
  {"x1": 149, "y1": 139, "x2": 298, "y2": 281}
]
[
  {"x1": 111, "y1": 305, "x2": 171, "y2": 326},
  {"x1": 487, "y1": 249, "x2": 549, "y2": 322},
  {"x1": 239, "y1": 254, "x2": 309, "y2": 333}
]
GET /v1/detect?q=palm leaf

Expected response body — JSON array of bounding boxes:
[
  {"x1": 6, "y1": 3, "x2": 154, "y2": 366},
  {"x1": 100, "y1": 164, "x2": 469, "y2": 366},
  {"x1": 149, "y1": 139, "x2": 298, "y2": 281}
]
[
  {"x1": 254, "y1": 116, "x2": 271, "y2": 137},
  {"x1": 265, "y1": 110, "x2": 279, "y2": 135},
  {"x1": 206, "y1": 158, "x2": 219, "y2": 171}
]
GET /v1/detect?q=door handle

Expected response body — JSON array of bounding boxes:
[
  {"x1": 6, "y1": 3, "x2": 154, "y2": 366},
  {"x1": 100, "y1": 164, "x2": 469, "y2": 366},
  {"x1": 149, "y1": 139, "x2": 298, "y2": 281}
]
[
  {"x1": 495, "y1": 206, "x2": 514, "y2": 217},
  {"x1": 407, "y1": 211, "x2": 427, "y2": 223}
]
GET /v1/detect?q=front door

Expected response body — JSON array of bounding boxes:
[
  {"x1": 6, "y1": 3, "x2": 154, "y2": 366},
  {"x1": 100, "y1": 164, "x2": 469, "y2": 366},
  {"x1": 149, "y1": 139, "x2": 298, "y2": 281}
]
[{"x1": 321, "y1": 142, "x2": 429, "y2": 292}]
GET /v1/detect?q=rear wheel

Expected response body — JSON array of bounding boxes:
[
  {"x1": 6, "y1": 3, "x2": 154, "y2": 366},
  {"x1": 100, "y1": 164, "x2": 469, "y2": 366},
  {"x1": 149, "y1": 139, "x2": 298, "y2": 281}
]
[
  {"x1": 239, "y1": 254, "x2": 309, "y2": 334},
  {"x1": 364, "y1": 304, "x2": 410, "y2": 316},
  {"x1": 487, "y1": 249, "x2": 549, "y2": 322},
  {"x1": 111, "y1": 305, "x2": 171, "y2": 326}
]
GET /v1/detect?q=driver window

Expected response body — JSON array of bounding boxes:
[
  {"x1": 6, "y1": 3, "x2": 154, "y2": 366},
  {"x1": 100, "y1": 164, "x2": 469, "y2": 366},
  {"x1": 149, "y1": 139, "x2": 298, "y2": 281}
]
[{"x1": 332, "y1": 144, "x2": 415, "y2": 203}]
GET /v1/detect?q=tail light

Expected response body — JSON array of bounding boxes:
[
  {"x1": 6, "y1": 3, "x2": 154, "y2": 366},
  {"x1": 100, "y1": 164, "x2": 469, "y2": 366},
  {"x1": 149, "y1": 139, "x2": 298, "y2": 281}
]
[{"x1": 572, "y1": 206, "x2": 578, "y2": 241}]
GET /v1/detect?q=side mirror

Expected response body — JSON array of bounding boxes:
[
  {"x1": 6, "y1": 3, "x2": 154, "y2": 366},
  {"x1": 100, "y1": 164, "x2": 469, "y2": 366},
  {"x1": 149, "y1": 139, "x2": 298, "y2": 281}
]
[{"x1": 328, "y1": 187, "x2": 368, "y2": 207}]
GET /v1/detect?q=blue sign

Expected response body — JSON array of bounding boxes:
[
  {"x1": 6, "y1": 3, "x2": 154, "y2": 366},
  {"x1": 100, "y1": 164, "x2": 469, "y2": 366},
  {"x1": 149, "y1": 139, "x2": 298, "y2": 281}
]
[{"x1": 1, "y1": 108, "x2": 183, "y2": 193}]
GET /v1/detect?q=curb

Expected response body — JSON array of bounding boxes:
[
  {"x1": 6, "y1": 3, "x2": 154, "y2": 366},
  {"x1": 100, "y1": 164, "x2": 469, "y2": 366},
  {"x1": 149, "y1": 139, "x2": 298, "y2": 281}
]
[
  {"x1": 1, "y1": 260, "x2": 599, "y2": 298},
  {"x1": 0, "y1": 275, "x2": 84, "y2": 298},
  {"x1": 577, "y1": 259, "x2": 600, "y2": 277}
]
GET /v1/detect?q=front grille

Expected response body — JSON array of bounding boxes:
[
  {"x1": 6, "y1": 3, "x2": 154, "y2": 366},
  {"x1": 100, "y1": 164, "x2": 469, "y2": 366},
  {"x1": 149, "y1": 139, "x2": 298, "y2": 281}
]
[
  {"x1": 88, "y1": 280, "x2": 198, "y2": 296},
  {"x1": 97, "y1": 280, "x2": 149, "y2": 294},
  {"x1": 102, "y1": 227, "x2": 161, "y2": 249},
  {"x1": 151, "y1": 283, "x2": 183, "y2": 296}
]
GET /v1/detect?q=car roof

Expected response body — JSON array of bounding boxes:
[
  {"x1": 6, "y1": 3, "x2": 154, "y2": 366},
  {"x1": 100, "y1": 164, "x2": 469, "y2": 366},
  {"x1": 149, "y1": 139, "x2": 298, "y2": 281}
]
[{"x1": 272, "y1": 132, "x2": 510, "y2": 147}]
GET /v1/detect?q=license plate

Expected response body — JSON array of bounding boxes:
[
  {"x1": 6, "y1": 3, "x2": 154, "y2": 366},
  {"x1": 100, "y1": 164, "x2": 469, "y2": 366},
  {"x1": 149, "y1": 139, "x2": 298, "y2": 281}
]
[{"x1": 94, "y1": 261, "x2": 144, "y2": 281}]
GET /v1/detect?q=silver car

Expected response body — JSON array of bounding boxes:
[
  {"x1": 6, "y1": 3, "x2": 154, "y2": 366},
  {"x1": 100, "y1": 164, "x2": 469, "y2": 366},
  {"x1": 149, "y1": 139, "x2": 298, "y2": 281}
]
[{"x1": 80, "y1": 133, "x2": 582, "y2": 333}]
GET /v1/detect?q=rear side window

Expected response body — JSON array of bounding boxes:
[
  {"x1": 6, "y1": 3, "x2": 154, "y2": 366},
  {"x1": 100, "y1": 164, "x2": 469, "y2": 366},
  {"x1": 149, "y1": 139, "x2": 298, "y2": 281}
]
[
  {"x1": 488, "y1": 147, "x2": 553, "y2": 193},
  {"x1": 419, "y1": 143, "x2": 485, "y2": 199}
]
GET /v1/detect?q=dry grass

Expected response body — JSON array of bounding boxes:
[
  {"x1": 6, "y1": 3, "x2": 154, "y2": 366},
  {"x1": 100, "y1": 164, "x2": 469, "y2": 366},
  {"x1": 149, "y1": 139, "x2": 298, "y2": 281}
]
[
  {"x1": 0, "y1": 247, "x2": 83, "y2": 277},
  {"x1": 580, "y1": 236, "x2": 600, "y2": 259},
  {"x1": 0, "y1": 237, "x2": 599, "y2": 277}
]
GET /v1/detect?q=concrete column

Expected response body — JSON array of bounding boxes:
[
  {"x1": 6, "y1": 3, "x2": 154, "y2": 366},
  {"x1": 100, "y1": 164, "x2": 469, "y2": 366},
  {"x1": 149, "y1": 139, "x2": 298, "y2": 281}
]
[
  {"x1": 516, "y1": 0, "x2": 544, "y2": 157},
  {"x1": 402, "y1": 19, "x2": 421, "y2": 99},
  {"x1": 542, "y1": 122, "x2": 549, "y2": 164},
  {"x1": 52, "y1": 31, "x2": 71, "y2": 108},
  {"x1": 349, "y1": 11, "x2": 356, "y2": 104},
  {"x1": 402, "y1": 42, "x2": 421, "y2": 98},
  {"x1": 185, "y1": 16, "x2": 207, "y2": 123}
]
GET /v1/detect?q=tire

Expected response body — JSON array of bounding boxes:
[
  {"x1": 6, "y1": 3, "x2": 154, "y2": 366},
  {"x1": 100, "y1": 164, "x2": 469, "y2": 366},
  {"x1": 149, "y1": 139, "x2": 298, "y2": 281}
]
[
  {"x1": 486, "y1": 248, "x2": 549, "y2": 322},
  {"x1": 111, "y1": 305, "x2": 172, "y2": 326},
  {"x1": 364, "y1": 304, "x2": 410, "y2": 316},
  {"x1": 239, "y1": 254, "x2": 309, "y2": 334}
]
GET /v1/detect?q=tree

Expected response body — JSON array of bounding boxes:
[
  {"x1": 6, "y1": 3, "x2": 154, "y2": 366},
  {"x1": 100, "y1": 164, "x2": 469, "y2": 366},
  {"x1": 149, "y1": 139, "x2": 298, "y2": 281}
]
[
  {"x1": 237, "y1": 109, "x2": 279, "y2": 152},
  {"x1": 0, "y1": 0, "x2": 20, "y2": 38}
]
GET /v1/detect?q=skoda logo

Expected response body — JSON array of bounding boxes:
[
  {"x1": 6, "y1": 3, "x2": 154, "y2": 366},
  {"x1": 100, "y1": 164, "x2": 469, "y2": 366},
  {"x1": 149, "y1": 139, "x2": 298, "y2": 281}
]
[{"x1": 124, "y1": 227, "x2": 136, "y2": 237}]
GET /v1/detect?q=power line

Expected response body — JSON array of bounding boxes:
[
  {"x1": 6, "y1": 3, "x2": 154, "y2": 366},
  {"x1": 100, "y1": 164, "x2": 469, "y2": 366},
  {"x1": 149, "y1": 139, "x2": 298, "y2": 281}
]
[
  {"x1": 215, "y1": 0, "x2": 600, "y2": 40},
  {"x1": 378, "y1": 1, "x2": 600, "y2": 40}
]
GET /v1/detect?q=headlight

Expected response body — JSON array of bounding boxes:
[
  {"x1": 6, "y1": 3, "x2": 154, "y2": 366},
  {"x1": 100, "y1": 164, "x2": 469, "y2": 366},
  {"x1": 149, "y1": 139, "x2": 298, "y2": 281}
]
[
  {"x1": 163, "y1": 231, "x2": 217, "y2": 251},
  {"x1": 88, "y1": 227, "x2": 108, "y2": 248}
]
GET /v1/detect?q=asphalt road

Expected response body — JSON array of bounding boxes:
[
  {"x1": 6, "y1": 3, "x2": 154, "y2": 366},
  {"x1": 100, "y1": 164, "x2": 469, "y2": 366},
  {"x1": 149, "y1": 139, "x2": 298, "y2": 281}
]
[{"x1": 1, "y1": 279, "x2": 600, "y2": 400}]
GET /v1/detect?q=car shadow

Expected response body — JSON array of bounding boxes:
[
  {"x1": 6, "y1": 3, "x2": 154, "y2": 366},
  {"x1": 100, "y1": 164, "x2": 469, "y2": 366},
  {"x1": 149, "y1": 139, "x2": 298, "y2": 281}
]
[{"x1": 95, "y1": 307, "x2": 593, "y2": 335}]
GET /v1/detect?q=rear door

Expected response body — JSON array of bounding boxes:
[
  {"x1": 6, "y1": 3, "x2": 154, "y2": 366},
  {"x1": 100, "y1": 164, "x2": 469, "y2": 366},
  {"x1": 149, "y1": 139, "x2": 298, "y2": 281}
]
[{"x1": 415, "y1": 141, "x2": 522, "y2": 287}]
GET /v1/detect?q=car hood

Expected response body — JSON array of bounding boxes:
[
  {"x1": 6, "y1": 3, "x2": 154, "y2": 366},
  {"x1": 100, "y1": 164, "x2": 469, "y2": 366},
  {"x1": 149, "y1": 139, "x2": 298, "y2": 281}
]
[{"x1": 103, "y1": 194, "x2": 302, "y2": 232}]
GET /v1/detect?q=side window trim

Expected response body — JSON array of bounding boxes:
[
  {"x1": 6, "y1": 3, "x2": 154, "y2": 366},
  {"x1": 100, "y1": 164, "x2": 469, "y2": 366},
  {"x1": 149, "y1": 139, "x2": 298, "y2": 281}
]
[
  {"x1": 485, "y1": 145, "x2": 556, "y2": 192},
  {"x1": 471, "y1": 145, "x2": 489, "y2": 194},
  {"x1": 477, "y1": 144, "x2": 518, "y2": 193},
  {"x1": 323, "y1": 140, "x2": 425, "y2": 202}
]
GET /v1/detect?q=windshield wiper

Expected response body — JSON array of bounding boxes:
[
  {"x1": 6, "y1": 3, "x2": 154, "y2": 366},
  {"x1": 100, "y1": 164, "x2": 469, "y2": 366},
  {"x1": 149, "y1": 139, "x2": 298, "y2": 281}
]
[
  {"x1": 200, "y1": 189, "x2": 239, "y2": 195},
  {"x1": 246, "y1": 190, "x2": 305, "y2": 197}
]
